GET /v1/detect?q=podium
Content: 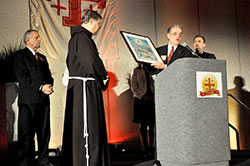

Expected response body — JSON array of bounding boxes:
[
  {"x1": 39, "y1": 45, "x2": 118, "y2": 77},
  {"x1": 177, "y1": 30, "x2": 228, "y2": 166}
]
[{"x1": 155, "y1": 58, "x2": 230, "y2": 166}]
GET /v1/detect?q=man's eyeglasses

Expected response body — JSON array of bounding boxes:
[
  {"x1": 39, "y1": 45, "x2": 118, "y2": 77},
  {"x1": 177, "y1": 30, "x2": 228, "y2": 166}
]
[{"x1": 169, "y1": 32, "x2": 183, "y2": 37}]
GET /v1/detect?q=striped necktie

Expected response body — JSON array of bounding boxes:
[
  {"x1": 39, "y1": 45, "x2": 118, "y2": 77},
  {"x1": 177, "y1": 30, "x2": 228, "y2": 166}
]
[
  {"x1": 35, "y1": 53, "x2": 39, "y2": 62},
  {"x1": 167, "y1": 46, "x2": 174, "y2": 63}
]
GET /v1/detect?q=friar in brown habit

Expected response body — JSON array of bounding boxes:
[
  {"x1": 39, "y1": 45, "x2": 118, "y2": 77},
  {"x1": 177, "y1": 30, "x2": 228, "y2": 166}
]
[{"x1": 61, "y1": 10, "x2": 110, "y2": 166}]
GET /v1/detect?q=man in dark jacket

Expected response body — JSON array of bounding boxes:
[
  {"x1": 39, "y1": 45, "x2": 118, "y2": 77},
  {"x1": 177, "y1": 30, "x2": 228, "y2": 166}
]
[
  {"x1": 61, "y1": 10, "x2": 110, "y2": 166},
  {"x1": 149, "y1": 25, "x2": 194, "y2": 74},
  {"x1": 14, "y1": 29, "x2": 54, "y2": 166},
  {"x1": 193, "y1": 35, "x2": 216, "y2": 59}
]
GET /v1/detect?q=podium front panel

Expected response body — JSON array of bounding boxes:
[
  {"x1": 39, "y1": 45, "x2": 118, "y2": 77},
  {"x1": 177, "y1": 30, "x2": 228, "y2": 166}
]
[{"x1": 155, "y1": 58, "x2": 230, "y2": 165}]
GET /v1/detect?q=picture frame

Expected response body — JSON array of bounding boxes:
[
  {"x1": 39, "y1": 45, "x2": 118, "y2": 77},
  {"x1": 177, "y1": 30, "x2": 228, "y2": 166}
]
[{"x1": 120, "y1": 31, "x2": 163, "y2": 64}]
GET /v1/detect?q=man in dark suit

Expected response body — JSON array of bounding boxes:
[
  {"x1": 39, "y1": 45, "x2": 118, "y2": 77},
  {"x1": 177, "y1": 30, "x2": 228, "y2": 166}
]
[
  {"x1": 150, "y1": 25, "x2": 194, "y2": 72},
  {"x1": 14, "y1": 30, "x2": 54, "y2": 166},
  {"x1": 193, "y1": 35, "x2": 216, "y2": 59}
]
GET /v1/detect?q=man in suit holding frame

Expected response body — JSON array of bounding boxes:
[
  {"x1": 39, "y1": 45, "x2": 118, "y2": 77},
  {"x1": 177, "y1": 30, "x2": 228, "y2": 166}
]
[
  {"x1": 150, "y1": 25, "x2": 194, "y2": 72},
  {"x1": 14, "y1": 29, "x2": 54, "y2": 166}
]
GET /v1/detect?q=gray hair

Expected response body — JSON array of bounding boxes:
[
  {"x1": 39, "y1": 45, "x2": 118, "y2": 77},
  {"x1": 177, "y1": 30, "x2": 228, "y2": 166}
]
[
  {"x1": 167, "y1": 25, "x2": 183, "y2": 34},
  {"x1": 23, "y1": 29, "x2": 38, "y2": 45},
  {"x1": 81, "y1": 10, "x2": 102, "y2": 24}
]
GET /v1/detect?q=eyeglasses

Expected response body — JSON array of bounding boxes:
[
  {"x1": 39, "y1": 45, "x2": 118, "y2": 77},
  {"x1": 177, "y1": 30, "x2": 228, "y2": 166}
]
[{"x1": 169, "y1": 32, "x2": 183, "y2": 37}]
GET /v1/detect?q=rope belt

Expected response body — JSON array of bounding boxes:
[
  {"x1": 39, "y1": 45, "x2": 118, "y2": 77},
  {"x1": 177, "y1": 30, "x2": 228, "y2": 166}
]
[{"x1": 68, "y1": 76, "x2": 95, "y2": 166}]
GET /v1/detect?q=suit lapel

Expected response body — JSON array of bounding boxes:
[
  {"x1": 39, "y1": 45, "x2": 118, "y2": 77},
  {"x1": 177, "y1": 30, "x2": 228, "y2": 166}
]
[
  {"x1": 162, "y1": 45, "x2": 168, "y2": 64},
  {"x1": 24, "y1": 48, "x2": 44, "y2": 73},
  {"x1": 24, "y1": 47, "x2": 38, "y2": 64}
]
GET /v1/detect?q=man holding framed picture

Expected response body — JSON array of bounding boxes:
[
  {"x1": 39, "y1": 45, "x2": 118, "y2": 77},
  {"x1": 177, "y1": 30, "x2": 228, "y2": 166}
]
[{"x1": 150, "y1": 25, "x2": 194, "y2": 72}]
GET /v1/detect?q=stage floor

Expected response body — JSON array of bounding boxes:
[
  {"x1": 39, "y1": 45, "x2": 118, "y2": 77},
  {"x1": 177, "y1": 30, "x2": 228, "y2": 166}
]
[
  {"x1": 6, "y1": 142, "x2": 156, "y2": 166},
  {"x1": 6, "y1": 142, "x2": 250, "y2": 166}
]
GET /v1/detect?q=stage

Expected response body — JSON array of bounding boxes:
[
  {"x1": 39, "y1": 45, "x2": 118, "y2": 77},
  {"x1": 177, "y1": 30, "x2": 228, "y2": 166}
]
[{"x1": 5, "y1": 142, "x2": 250, "y2": 166}]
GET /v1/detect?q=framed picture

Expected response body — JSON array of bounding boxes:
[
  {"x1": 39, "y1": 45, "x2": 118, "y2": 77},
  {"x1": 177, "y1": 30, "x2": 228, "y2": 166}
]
[{"x1": 120, "y1": 31, "x2": 163, "y2": 64}]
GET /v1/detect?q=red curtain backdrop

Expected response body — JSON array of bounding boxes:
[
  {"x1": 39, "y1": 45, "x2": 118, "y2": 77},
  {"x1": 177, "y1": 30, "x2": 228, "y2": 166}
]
[{"x1": 0, "y1": 84, "x2": 7, "y2": 165}]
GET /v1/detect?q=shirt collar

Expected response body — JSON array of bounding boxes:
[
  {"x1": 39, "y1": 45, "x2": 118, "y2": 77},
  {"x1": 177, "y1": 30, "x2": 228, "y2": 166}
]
[
  {"x1": 167, "y1": 44, "x2": 177, "y2": 56},
  {"x1": 26, "y1": 46, "x2": 36, "y2": 55},
  {"x1": 168, "y1": 44, "x2": 177, "y2": 51}
]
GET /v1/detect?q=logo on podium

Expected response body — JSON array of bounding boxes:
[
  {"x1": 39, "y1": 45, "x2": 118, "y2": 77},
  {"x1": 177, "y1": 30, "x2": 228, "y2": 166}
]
[{"x1": 196, "y1": 72, "x2": 223, "y2": 98}]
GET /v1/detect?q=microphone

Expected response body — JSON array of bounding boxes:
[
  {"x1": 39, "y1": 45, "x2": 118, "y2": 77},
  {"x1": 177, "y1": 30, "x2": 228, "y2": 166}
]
[
  {"x1": 182, "y1": 43, "x2": 200, "y2": 58},
  {"x1": 195, "y1": 48, "x2": 199, "y2": 54}
]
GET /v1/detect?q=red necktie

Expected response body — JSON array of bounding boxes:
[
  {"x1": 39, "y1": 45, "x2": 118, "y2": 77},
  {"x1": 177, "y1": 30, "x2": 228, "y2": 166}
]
[
  {"x1": 35, "y1": 53, "x2": 39, "y2": 62},
  {"x1": 167, "y1": 46, "x2": 174, "y2": 63}
]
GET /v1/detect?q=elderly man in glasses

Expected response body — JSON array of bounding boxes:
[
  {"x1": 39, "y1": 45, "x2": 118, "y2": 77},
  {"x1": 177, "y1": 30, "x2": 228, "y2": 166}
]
[{"x1": 150, "y1": 25, "x2": 194, "y2": 73}]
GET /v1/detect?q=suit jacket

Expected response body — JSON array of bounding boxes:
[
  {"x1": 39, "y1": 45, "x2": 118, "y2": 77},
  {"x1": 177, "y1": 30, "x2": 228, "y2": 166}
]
[
  {"x1": 157, "y1": 44, "x2": 194, "y2": 65},
  {"x1": 14, "y1": 47, "x2": 53, "y2": 105},
  {"x1": 146, "y1": 44, "x2": 194, "y2": 75},
  {"x1": 131, "y1": 67, "x2": 154, "y2": 99},
  {"x1": 197, "y1": 51, "x2": 216, "y2": 59}
]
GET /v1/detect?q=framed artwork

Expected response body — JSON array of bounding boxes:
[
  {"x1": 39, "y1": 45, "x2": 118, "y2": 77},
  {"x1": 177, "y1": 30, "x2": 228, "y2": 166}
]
[{"x1": 120, "y1": 31, "x2": 163, "y2": 64}]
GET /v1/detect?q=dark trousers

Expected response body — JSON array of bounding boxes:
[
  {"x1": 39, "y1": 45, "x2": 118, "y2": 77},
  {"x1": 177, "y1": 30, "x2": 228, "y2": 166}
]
[
  {"x1": 140, "y1": 123, "x2": 155, "y2": 150},
  {"x1": 16, "y1": 103, "x2": 51, "y2": 166}
]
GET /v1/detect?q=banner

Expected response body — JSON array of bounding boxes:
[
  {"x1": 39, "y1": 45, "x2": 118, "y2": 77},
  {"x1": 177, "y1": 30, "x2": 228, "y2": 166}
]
[{"x1": 29, "y1": 0, "x2": 118, "y2": 61}]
